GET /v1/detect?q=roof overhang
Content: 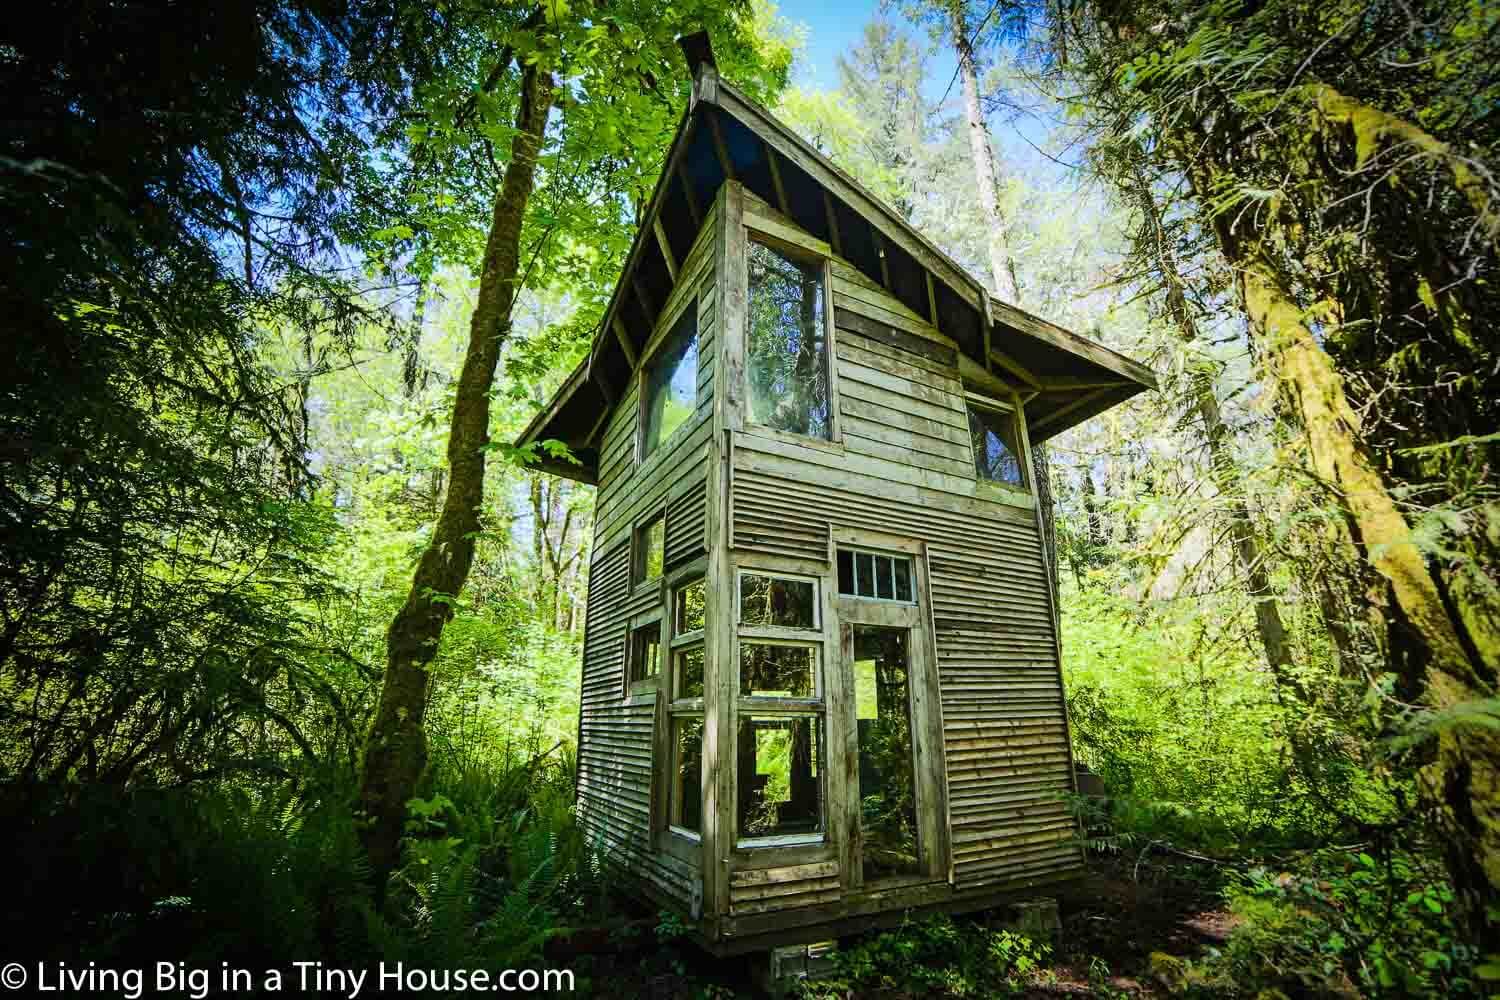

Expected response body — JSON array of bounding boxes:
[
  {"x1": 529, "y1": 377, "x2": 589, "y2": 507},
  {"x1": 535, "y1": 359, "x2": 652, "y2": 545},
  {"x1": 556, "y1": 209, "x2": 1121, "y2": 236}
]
[{"x1": 518, "y1": 47, "x2": 1156, "y2": 483}]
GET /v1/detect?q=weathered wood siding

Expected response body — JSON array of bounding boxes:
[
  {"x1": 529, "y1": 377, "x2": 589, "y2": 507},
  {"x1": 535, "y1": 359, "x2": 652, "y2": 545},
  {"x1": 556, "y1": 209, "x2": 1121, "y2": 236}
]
[
  {"x1": 732, "y1": 197, "x2": 1082, "y2": 891},
  {"x1": 575, "y1": 200, "x2": 718, "y2": 908}
]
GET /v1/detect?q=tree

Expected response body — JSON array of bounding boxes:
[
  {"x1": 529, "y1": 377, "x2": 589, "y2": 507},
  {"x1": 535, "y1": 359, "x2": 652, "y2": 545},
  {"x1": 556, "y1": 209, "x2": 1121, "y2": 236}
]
[
  {"x1": 1057, "y1": 0, "x2": 1500, "y2": 946},
  {"x1": 354, "y1": 3, "x2": 795, "y2": 881}
]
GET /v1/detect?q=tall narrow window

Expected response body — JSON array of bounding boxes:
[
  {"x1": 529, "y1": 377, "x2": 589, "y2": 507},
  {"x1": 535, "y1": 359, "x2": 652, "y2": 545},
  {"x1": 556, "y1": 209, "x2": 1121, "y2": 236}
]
[
  {"x1": 746, "y1": 241, "x2": 830, "y2": 440},
  {"x1": 642, "y1": 303, "x2": 698, "y2": 457},
  {"x1": 627, "y1": 621, "x2": 661, "y2": 685},
  {"x1": 968, "y1": 405, "x2": 1026, "y2": 488},
  {"x1": 852, "y1": 625, "x2": 920, "y2": 881},
  {"x1": 666, "y1": 575, "x2": 705, "y2": 839}
]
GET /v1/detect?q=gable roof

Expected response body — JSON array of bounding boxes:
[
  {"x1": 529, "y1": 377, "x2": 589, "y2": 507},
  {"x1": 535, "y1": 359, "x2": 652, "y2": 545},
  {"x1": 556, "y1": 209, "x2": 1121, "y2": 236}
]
[{"x1": 517, "y1": 54, "x2": 1156, "y2": 484}]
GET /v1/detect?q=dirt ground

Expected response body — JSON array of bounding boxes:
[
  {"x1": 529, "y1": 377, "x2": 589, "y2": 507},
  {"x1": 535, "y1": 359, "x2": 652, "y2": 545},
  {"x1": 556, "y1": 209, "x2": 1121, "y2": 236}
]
[{"x1": 563, "y1": 852, "x2": 1237, "y2": 998}]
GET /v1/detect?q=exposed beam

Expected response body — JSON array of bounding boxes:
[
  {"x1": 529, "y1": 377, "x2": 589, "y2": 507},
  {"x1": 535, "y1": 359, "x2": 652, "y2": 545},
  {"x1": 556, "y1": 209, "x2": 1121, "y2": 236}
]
[
  {"x1": 766, "y1": 145, "x2": 790, "y2": 215},
  {"x1": 631, "y1": 276, "x2": 656, "y2": 324},
  {"x1": 584, "y1": 399, "x2": 614, "y2": 447},
  {"x1": 823, "y1": 190, "x2": 842, "y2": 256},
  {"x1": 872, "y1": 229, "x2": 891, "y2": 289},
  {"x1": 653, "y1": 218, "x2": 678, "y2": 284},
  {"x1": 612, "y1": 315, "x2": 639, "y2": 371},
  {"x1": 988, "y1": 349, "x2": 1043, "y2": 391},
  {"x1": 989, "y1": 296, "x2": 1158, "y2": 389},
  {"x1": 676, "y1": 158, "x2": 701, "y2": 227},
  {"x1": 1031, "y1": 386, "x2": 1119, "y2": 434},
  {"x1": 925, "y1": 271, "x2": 939, "y2": 331},
  {"x1": 707, "y1": 107, "x2": 735, "y2": 181},
  {"x1": 1038, "y1": 376, "x2": 1133, "y2": 391}
]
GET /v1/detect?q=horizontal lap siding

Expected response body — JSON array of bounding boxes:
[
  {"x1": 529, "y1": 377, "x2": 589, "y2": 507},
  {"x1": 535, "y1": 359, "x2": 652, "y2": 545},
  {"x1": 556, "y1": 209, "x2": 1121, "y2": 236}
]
[
  {"x1": 575, "y1": 203, "x2": 718, "y2": 911},
  {"x1": 728, "y1": 861, "x2": 842, "y2": 916},
  {"x1": 731, "y1": 254, "x2": 1081, "y2": 892}
]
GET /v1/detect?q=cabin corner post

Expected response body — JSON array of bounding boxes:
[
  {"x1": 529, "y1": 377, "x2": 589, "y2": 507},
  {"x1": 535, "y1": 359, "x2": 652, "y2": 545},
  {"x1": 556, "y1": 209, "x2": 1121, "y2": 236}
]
[
  {"x1": 1012, "y1": 398, "x2": 1087, "y2": 859},
  {"x1": 702, "y1": 179, "x2": 746, "y2": 938}
]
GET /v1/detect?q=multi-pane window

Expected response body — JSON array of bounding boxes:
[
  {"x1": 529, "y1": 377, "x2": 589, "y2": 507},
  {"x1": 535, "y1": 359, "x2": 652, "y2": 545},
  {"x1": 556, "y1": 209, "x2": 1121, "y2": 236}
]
[
  {"x1": 667, "y1": 576, "x2": 705, "y2": 837},
  {"x1": 746, "y1": 241, "x2": 831, "y2": 440},
  {"x1": 735, "y1": 570, "x2": 825, "y2": 845},
  {"x1": 968, "y1": 405, "x2": 1026, "y2": 489},
  {"x1": 642, "y1": 303, "x2": 698, "y2": 457},
  {"x1": 633, "y1": 514, "x2": 664, "y2": 586},
  {"x1": 837, "y1": 549, "x2": 915, "y2": 603}
]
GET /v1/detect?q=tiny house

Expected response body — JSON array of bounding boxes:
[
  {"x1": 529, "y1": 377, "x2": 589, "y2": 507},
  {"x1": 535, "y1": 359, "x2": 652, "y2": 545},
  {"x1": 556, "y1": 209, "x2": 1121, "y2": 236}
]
[{"x1": 517, "y1": 38, "x2": 1155, "y2": 953}]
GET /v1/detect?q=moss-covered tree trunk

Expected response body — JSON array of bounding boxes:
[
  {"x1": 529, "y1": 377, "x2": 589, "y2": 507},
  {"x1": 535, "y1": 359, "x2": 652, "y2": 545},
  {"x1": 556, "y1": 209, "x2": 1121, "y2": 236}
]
[
  {"x1": 358, "y1": 62, "x2": 555, "y2": 882},
  {"x1": 1216, "y1": 218, "x2": 1500, "y2": 948}
]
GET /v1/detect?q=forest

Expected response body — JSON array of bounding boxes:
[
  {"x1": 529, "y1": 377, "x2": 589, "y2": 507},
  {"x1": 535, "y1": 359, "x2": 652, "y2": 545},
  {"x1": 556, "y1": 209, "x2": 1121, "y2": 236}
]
[{"x1": 1, "y1": 0, "x2": 1496, "y2": 996}]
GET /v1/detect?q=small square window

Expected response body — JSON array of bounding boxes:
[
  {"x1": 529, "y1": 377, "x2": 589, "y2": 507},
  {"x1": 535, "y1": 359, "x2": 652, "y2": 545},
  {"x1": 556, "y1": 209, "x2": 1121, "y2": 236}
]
[
  {"x1": 968, "y1": 405, "x2": 1027, "y2": 488},
  {"x1": 675, "y1": 644, "x2": 705, "y2": 699},
  {"x1": 739, "y1": 573, "x2": 817, "y2": 629},
  {"x1": 737, "y1": 715, "x2": 824, "y2": 840},
  {"x1": 837, "y1": 550, "x2": 915, "y2": 603},
  {"x1": 740, "y1": 642, "x2": 816, "y2": 697},
  {"x1": 675, "y1": 578, "x2": 706, "y2": 634},
  {"x1": 634, "y1": 515, "x2": 664, "y2": 585},
  {"x1": 628, "y1": 622, "x2": 661, "y2": 685}
]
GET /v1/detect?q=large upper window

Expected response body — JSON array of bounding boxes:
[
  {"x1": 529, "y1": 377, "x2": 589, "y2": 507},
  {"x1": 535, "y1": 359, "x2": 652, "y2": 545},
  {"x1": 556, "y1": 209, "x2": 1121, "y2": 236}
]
[
  {"x1": 746, "y1": 241, "x2": 831, "y2": 440},
  {"x1": 968, "y1": 405, "x2": 1027, "y2": 489},
  {"x1": 642, "y1": 303, "x2": 698, "y2": 457}
]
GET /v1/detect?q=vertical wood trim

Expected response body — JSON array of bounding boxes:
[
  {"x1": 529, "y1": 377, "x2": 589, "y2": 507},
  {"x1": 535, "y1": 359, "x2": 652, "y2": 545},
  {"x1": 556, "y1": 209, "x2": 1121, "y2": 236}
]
[
  {"x1": 982, "y1": 296, "x2": 995, "y2": 373},
  {"x1": 718, "y1": 182, "x2": 746, "y2": 433},
  {"x1": 919, "y1": 540, "x2": 954, "y2": 885},
  {"x1": 925, "y1": 271, "x2": 939, "y2": 331},
  {"x1": 822, "y1": 258, "x2": 844, "y2": 445},
  {"x1": 1012, "y1": 396, "x2": 1085, "y2": 852},
  {"x1": 837, "y1": 621, "x2": 861, "y2": 891},
  {"x1": 873, "y1": 230, "x2": 891, "y2": 289},
  {"x1": 702, "y1": 181, "x2": 738, "y2": 936}
]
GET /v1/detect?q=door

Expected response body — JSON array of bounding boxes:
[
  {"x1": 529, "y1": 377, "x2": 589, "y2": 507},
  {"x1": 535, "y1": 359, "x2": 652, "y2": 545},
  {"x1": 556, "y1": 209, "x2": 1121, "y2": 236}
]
[{"x1": 838, "y1": 599, "x2": 939, "y2": 889}]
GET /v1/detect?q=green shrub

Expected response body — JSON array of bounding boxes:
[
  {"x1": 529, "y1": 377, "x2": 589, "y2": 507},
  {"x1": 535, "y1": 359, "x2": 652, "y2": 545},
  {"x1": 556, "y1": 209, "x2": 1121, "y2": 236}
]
[{"x1": 800, "y1": 914, "x2": 1049, "y2": 998}]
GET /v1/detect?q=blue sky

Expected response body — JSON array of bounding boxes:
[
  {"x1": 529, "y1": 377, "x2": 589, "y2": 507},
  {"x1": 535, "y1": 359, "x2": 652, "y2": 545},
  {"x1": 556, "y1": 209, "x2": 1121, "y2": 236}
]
[{"x1": 789, "y1": 0, "x2": 959, "y2": 97}]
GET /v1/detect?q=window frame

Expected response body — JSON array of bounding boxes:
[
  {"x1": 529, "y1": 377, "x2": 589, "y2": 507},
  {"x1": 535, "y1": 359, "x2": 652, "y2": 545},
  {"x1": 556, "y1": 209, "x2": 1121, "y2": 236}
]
[
  {"x1": 661, "y1": 559, "x2": 707, "y2": 854},
  {"x1": 630, "y1": 510, "x2": 666, "y2": 591},
  {"x1": 735, "y1": 568, "x2": 823, "y2": 637},
  {"x1": 732, "y1": 562, "x2": 828, "y2": 850},
  {"x1": 622, "y1": 608, "x2": 664, "y2": 697},
  {"x1": 636, "y1": 295, "x2": 701, "y2": 463},
  {"x1": 836, "y1": 546, "x2": 918, "y2": 606},
  {"x1": 965, "y1": 392, "x2": 1029, "y2": 494},
  {"x1": 742, "y1": 231, "x2": 842, "y2": 446}
]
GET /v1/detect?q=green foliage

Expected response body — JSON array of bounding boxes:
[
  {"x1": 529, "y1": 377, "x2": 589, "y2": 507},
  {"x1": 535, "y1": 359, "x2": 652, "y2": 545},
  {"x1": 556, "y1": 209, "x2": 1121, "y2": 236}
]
[
  {"x1": 800, "y1": 915, "x2": 1050, "y2": 998},
  {"x1": 1182, "y1": 849, "x2": 1484, "y2": 997}
]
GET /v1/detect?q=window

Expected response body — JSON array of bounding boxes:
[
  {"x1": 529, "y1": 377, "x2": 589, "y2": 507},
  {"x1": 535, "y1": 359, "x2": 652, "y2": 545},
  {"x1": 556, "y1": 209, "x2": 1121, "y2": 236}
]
[
  {"x1": 627, "y1": 621, "x2": 661, "y2": 685},
  {"x1": 666, "y1": 575, "x2": 705, "y2": 839},
  {"x1": 746, "y1": 241, "x2": 831, "y2": 440},
  {"x1": 675, "y1": 577, "x2": 706, "y2": 634},
  {"x1": 736, "y1": 570, "x2": 825, "y2": 847},
  {"x1": 738, "y1": 715, "x2": 824, "y2": 840},
  {"x1": 740, "y1": 643, "x2": 815, "y2": 697},
  {"x1": 837, "y1": 549, "x2": 915, "y2": 603},
  {"x1": 738, "y1": 573, "x2": 817, "y2": 629},
  {"x1": 670, "y1": 716, "x2": 705, "y2": 834},
  {"x1": 642, "y1": 304, "x2": 698, "y2": 457},
  {"x1": 852, "y1": 625, "x2": 919, "y2": 881},
  {"x1": 633, "y1": 514, "x2": 664, "y2": 585},
  {"x1": 968, "y1": 405, "x2": 1026, "y2": 488}
]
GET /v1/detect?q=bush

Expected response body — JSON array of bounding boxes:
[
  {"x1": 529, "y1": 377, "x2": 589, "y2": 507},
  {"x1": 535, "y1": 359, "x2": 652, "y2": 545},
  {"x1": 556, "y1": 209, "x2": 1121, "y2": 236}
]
[{"x1": 800, "y1": 914, "x2": 1049, "y2": 998}]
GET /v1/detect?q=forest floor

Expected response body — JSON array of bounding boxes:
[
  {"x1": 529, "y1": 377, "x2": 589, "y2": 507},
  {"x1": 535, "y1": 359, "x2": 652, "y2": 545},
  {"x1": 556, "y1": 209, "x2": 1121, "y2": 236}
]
[{"x1": 570, "y1": 853, "x2": 1234, "y2": 998}]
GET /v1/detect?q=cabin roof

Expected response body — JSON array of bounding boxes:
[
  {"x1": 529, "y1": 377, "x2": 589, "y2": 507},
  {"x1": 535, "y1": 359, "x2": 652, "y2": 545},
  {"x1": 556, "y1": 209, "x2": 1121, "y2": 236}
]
[{"x1": 517, "y1": 52, "x2": 1157, "y2": 485}]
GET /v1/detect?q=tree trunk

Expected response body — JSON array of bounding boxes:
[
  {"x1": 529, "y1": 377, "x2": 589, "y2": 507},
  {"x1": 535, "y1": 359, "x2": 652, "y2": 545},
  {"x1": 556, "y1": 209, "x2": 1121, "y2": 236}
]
[
  {"x1": 1221, "y1": 219, "x2": 1500, "y2": 948},
  {"x1": 950, "y1": 2, "x2": 1020, "y2": 302},
  {"x1": 1126, "y1": 157, "x2": 1297, "y2": 680},
  {"x1": 357, "y1": 62, "x2": 555, "y2": 882}
]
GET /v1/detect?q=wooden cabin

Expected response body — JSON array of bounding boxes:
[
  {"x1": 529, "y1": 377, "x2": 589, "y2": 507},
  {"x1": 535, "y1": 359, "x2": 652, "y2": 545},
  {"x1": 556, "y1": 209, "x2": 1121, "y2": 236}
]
[{"x1": 516, "y1": 38, "x2": 1156, "y2": 953}]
